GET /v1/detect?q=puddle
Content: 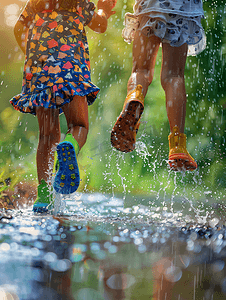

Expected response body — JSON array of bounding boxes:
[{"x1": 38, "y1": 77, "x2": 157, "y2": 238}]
[{"x1": 0, "y1": 192, "x2": 226, "y2": 299}]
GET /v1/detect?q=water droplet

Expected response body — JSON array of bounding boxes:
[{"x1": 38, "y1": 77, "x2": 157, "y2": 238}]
[
  {"x1": 164, "y1": 266, "x2": 182, "y2": 282},
  {"x1": 106, "y1": 274, "x2": 136, "y2": 290}
]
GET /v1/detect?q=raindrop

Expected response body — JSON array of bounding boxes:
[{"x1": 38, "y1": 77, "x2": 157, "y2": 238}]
[
  {"x1": 152, "y1": 237, "x2": 159, "y2": 243},
  {"x1": 106, "y1": 274, "x2": 136, "y2": 290},
  {"x1": 179, "y1": 255, "x2": 190, "y2": 268},
  {"x1": 42, "y1": 234, "x2": 52, "y2": 242},
  {"x1": 30, "y1": 247, "x2": 40, "y2": 257},
  {"x1": 211, "y1": 260, "x2": 225, "y2": 273},
  {"x1": 50, "y1": 259, "x2": 72, "y2": 272},
  {"x1": 187, "y1": 240, "x2": 194, "y2": 251},
  {"x1": 33, "y1": 241, "x2": 45, "y2": 250},
  {"x1": 104, "y1": 242, "x2": 111, "y2": 249},
  {"x1": 61, "y1": 233, "x2": 66, "y2": 239},
  {"x1": 90, "y1": 243, "x2": 100, "y2": 253},
  {"x1": 112, "y1": 236, "x2": 120, "y2": 242},
  {"x1": 138, "y1": 244, "x2": 147, "y2": 253},
  {"x1": 190, "y1": 232, "x2": 198, "y2": 241},
  {"x1": 209, "y1": 218, "x2": 219, "y2": 227},
  {"x1": 108, "y1": 245, "x2": 118, "y2": 254},
  {"x1": 70, "y1": 226, "x2": 76, "y2": 232},
  {"x1": 164, "y1": 266, "x2": 182, "y2": 282},
  {"x1": 134, "y1": 238, "x2": 143, "y2": 245},
  {"x1": 44, "y1": 252, "x2": 58, "y2": 263},
  {"x1": 193, "y1": 244, "x2": 202, "y2": 253},
  {"x1": 0, "y1": 243, "x2": 10, "y2": 252}
]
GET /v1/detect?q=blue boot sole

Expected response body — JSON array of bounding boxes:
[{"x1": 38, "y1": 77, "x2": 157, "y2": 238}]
[
  {"x1": 53, "y1": 141, "x2": 80, "y2": 194},
  {"x1": 33, "y1": 203, "x2": 49, "y2": 213}
]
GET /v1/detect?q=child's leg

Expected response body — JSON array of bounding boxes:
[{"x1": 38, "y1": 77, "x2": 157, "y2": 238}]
[
  {"x1": 36, "y1": 107, "x2": 61, "y2": 183},
  {"x1": 161, "y1": 43, "x2": 197, "y2": 171},
  {"x1": 61, "y1": 95, "x2": 89, "y2": 150},
  {"x1": 161, "y1": 42, "x2": 188, "y2": 133},
  {"x1": 111, "y1": 32, "x2": 161, "y2": 152},
  {"x1": 128, "y1": 32, "x2": 161, "y2": 96},
  {"x1": 33, "y1": 107, "x2": 60, "y2": 212},
  {"x1": 53, "y1": 96, "x2": 88, "y2": 194}
]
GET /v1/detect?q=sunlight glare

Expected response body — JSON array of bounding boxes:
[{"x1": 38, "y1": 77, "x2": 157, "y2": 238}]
[{"x1": 4, "y1": 4, "x2": 19, "y2": 27}]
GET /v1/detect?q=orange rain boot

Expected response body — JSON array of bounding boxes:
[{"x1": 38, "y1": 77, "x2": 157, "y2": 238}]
[
  {"x1": 168, "y1": 126, "x2": 197, "y2": 171},
  {"x1": 111, "y1": 84, "x2": 144, "y2": 152}
]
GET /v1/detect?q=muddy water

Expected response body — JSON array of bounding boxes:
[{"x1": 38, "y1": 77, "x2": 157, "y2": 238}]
[{"x1": 0, "y1": 193, "x2": 226, "y2": 299}]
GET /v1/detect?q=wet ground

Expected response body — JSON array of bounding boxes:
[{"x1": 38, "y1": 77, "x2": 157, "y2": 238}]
[{"x1": 1, "y1": 192, "x2": 226, "y2": 300}]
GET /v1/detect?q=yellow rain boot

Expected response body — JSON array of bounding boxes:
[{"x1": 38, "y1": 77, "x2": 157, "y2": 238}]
[
  {"x1": 168, "y1": 126, "x2": 197, "y2": 171},
  {"x1": 111, "y1": 84, "x2": 144, "y2": 153}
]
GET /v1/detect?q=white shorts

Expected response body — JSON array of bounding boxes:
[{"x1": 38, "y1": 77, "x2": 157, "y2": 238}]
[{"x1": 122, "y1": 0, "x2": 206, "y2": 56}]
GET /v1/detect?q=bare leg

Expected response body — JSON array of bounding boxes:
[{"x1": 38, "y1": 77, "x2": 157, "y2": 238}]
[
  {"x1": 53, "y1": 96, "x2": 89, "y2": 194},
  {"x1": 111, "y1": 33, "x2": 161, "y2": 152},
  {"x1": 161, "y1": 42, "x2": 188, "y2": 133},
  {"x1": 62, "y1": 95, "x2": 89, "y2": 150},
  {"x1": 36, "y1": 107, "x2": 61, "y2": 183},
  {"x1": 161, "y1": 43, "x2": 197, "y2": 170},
  {"x1": 128, "y1": 32, "x2": 161, "y2": 96}
]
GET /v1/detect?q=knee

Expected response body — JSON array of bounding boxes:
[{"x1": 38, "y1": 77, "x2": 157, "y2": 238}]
[
  {"x1": 68, "y1": 121, "x2": 89, "y2": 132},
  {"x1": 161, "y1": 74, "x2": 185, "y2": 92}
]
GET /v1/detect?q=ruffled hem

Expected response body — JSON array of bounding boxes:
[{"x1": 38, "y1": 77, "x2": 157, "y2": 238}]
[
  {"x1": 10, "y1": 81, "x2": 100, "y2": 115},
  {"x1": 122, "y1": 12, "x2": 206, "y2": 56},
  {"x1": 133, "y1": 0, "x2": 205, "y2": 18}
]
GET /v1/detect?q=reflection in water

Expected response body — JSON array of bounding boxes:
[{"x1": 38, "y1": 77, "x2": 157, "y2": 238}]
[{"x1": 0, "y1": 198, "x2": 226, "y2": 299}]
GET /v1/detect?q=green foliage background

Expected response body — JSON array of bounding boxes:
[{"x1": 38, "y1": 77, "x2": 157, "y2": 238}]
[{"x1": 0, "y1": 0, "x2": 225, "y2": 203}]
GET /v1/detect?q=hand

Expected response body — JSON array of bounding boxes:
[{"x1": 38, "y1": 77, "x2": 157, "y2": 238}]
[{"x1": 97, "y1": 0, "x2": 117, "y2": 18}]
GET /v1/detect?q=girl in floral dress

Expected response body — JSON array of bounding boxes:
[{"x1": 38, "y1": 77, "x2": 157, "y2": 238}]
[
  {"x1": 111, "y1": 0, "x2": 206, "y2": 171},
  {"x1": 10, "y1": 0, "x2": 117, "y2": 212}
]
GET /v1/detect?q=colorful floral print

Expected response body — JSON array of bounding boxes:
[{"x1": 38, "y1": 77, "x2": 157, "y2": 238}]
[{"x1": 10, "y1": 0, "x2": 99, "y2": 115}]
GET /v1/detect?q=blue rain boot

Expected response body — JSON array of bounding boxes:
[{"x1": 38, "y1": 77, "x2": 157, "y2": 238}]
[
  {"x1": 53, "y1": 133, "x2": 80, "y2": 194},
  {"x1": 33, "y1": 179, "x2": 52, "y2": 213}
]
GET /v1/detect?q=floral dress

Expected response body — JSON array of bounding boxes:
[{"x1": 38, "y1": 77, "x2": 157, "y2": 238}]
[
  {"x1": 10, "y1": 0, "x2": 99, "y2": 115},
  {"x1": 122, "y1": 0, "x2": 206, "y2": 56}
]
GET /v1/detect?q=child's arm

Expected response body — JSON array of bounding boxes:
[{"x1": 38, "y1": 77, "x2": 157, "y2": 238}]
[
  {"x1": 14, "y1": 20, "x2": 29, "y2": 55},
  {"x1": 88, "y1": 0, "x2": 117, "y2": 33}
]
